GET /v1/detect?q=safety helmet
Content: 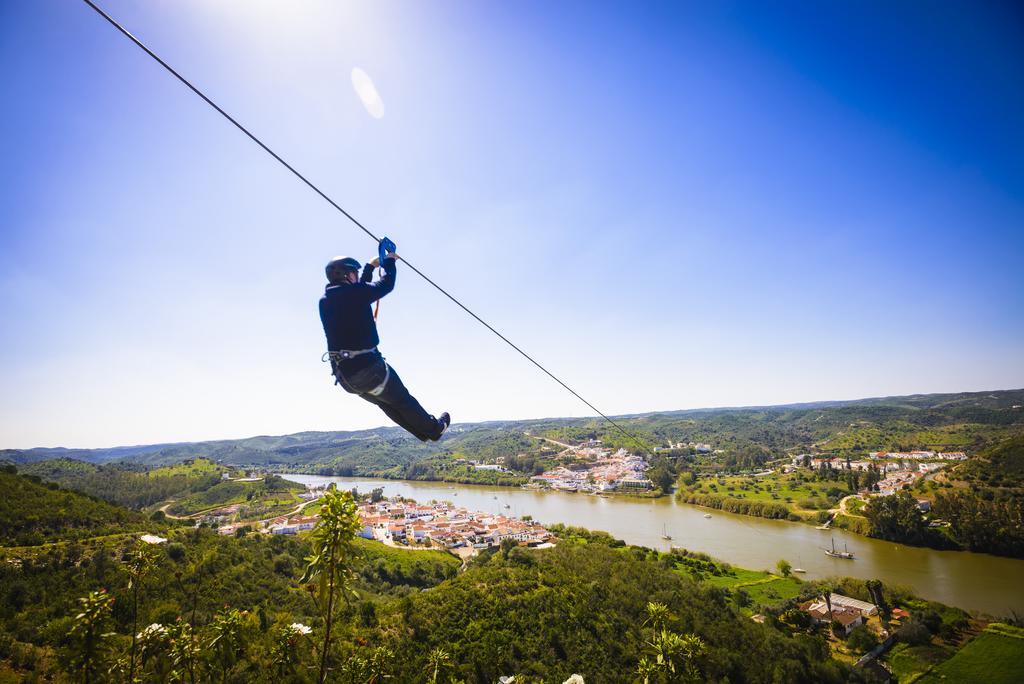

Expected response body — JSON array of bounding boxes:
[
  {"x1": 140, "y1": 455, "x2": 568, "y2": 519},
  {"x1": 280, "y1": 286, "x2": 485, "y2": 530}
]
[{"x1": 325, "y1": 256, "x2": 361, "y2": 282}]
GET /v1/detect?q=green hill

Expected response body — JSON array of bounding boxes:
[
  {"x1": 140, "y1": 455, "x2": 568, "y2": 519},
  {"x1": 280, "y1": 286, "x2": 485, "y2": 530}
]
[
  {"x1": 0, "y1": 521, "x2": 853, "y2": 682},
  {"x1": 16, "y1": 458, "x2": 225, "y2": 510},
  {"x1": 0, "y1": 467, "x2": 161, "y2": 547},
  {"x1": 4, "y1": 390, "x2": 1022, "y2": 478},
  {"x1": 168, "y1": 474, "x2": 306, "y2": 518}
]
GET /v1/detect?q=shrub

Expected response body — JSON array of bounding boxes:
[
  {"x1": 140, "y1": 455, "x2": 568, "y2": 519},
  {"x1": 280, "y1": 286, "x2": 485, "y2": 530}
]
[{"x1": 845, "y1": 625, "x2": 878, "y2": 652}]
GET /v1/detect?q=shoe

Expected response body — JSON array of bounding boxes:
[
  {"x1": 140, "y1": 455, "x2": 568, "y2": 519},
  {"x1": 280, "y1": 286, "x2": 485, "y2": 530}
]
[{"x1": 435, "y1": 412, "x2": 451, "y2": 440}]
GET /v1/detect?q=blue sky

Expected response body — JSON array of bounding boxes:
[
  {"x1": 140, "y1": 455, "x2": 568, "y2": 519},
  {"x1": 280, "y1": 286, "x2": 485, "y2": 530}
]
[{"x1": 1, "y1": 1, "x2": 1022, "y2": 448}]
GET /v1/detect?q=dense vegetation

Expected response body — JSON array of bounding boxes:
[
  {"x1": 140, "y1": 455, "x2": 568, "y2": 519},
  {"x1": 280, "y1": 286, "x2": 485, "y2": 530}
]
[
  {"x1": 0, "y1": 468, "x2": 163, "y2": 547},
  {"x1": 17, "y1": 458, "x2": 224, "y2": 510},
  {"x1": 4, "y1": 479, "x2": 1018, "y2": 682},
  {"x1": 0, "y1": 519, "x2": 856, "y2": 682},
  {"x1": 377, "y1": 542, "x2": 848, "y2": 683}
]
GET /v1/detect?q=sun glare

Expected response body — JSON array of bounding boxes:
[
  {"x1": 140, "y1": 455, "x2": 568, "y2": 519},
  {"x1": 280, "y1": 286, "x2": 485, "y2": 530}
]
[{"x1": 351, "y1": 67, "x2": 385, "y2": 119}]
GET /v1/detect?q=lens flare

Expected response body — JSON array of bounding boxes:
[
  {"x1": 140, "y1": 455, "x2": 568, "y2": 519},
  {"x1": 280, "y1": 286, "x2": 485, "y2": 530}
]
[{"x1": 351, "y1": 67, "x2": 385, "y2": 119}]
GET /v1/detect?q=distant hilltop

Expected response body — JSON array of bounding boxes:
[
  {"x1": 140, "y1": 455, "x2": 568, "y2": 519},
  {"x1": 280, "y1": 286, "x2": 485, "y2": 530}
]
[{"x1": 2, "y1": 388, "x2": 1022, "y2": 473}]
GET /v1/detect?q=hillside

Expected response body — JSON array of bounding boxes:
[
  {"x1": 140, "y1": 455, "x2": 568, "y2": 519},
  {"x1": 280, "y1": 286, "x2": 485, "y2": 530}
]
[
  {"x1": 167, "y1": 474, "x2": 306, "y2": 517},
  {"x1": 2, "y1": 481, "x2": 1018, "y2": 682},
  {"x1": 0, "y1": 517, "x2": 854, "y2": 682},
  {"x1": 16, "y1": 458, "x2": 225, "y2": 510},
  {"x1": 3, "y1": 389, "x2": 1023, "y2": 480},
  {"x1": 0, "y1": 468, "x2": 162, "y2": 547}
]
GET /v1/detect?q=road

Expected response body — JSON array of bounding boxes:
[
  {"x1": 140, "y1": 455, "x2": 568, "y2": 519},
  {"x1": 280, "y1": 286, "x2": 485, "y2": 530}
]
[
  {"x1": 157, "y1": 496, "x2": 316, "y2": 523},
  {"x1": 527, "y1": 434, "x2": 577, "y2": 455},
  {"x1": 829, "y1": 494, "x2": 866, "y2": 518}
]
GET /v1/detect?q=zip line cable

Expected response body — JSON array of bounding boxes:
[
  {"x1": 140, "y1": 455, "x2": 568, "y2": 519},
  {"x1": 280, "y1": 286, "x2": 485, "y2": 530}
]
[{"x1": 81, "y1": 0, "x2": 654, "y2": 456}]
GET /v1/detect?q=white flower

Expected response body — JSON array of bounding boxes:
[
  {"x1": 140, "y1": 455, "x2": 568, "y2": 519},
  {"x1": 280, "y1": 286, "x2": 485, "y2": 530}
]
[
  {"x1": 290, "y1": 623, "x2": 312, "y2": 635},
  {"x1": 137, "y1": 623, "x2": 165, "y2": 640}
]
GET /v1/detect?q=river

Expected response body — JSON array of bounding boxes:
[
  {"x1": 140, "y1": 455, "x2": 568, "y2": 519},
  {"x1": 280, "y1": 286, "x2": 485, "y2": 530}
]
[{"x1": 281, "y1": 474, "x2": 1024, "y2": 617}]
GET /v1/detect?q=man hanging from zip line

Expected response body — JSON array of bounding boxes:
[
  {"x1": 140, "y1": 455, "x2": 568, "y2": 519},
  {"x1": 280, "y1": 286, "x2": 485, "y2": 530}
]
[{"x1": 319, "y1": 248, "x2": 451, "y2": 442}]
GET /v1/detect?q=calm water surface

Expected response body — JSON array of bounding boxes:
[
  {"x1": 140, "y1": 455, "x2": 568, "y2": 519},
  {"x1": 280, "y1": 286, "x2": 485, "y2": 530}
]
[{"x1": 282, "y1": 474, "x2": 1024, "y2": 617}]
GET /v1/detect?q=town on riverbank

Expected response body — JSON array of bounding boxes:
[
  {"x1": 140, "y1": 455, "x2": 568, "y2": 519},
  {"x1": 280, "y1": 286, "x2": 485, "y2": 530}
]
[{"x1": 210, "y1": 485, "x2": 553, "y2": 558}]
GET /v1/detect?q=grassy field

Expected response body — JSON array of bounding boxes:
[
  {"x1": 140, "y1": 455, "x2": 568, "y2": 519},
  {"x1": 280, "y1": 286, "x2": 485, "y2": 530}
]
[
  {"x1": 147, "y1": 458, "x2": 223, "y2": 477},
  {"x1": 884, "y1": 642, "x2": 954, "y2": 682},
  {"x1": 831, "y1": 513, "x2": 871, "y2": 535},
  {"x1": 702, "y1": 568, "x2": 804, "y2": 607},
  {"x1": 818, "y1": 422, "x2": 985, "y2": 452},
  {"x1": 354, "y1": 536, "x2": 460, "y2": 569},
  {"x1": 681, "y1": 471, "x2": 854, "y2": 517},
  {"x1": 917, "y1": 623, "x2": 1024, "y2": 684},
  {"x1": 168, "y1": 477, "x2": 305, "y2": 517}
]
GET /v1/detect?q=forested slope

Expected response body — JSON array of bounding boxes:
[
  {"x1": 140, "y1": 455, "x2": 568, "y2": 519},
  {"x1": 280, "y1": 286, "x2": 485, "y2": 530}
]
[{"x1": 0, "y1": 468, "x2": 159, "y2": 546}]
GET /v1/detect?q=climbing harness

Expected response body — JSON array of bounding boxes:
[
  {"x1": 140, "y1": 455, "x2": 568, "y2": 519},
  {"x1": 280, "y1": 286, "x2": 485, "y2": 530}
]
[
  {"x1": 80, "y1": 0, "x2": 655, "y2": 457},
  {"x1": 321, "y1": 348, "x2": 378, "y2": 363},
  {"x1": 324, "y1": 350, "x2": 390, "y2": 396}
]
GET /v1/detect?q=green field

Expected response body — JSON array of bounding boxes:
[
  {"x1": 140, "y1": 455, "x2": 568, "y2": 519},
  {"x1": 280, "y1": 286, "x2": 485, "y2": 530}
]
[
  {"x1": 147, "y1": 458, "x2": 224, "y2": 478},
  {"x1": 681, "y1": 471, "x2": 854, "y2": 517},
  {"x1": 819, "y1": 422, "x2": 984, "y2": 451},
  {"x1": 353, "y1": 536, "x2": 461, "y2": 571},
  {"x1": 917, "y1": 624, "x2": 1024, "y2": 684},
  {"x1": 168, "y1": 475, "x2": 305, "y2": 517},
  {"x1": 884, "y1": 642, "x2": 954, "y2": 682},
  {"x1": 703, "y1": 568, "x2": 804, "y2": 607}
]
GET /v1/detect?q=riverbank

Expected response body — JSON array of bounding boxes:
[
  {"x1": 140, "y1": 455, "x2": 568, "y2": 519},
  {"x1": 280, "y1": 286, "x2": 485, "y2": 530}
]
[{"x1": 280, "y1": 473, "x2": 1024, "y2": 616}]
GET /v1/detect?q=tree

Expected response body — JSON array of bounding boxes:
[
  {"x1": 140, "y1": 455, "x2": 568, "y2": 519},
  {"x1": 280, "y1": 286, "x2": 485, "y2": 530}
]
[
  {"x1": 845, "y1": 625, "x2": 878, "y2": 652},
  {"x1": 166, "y1": 618, "x2": 200, "y2": 684},
  {"x1": 70, "y1": 589, "x2": 114, "y2": 684},
  {"x1": 207, "y1": 607, "x2": 247, "y2": 683},
  {"x1": 427, "y1": 646, "x2": 452, "y2": 684},
  {"x1": 864, "y1": 491, "x2": 928, "y2": 544},
  {"x1": 300, "y1": 487, "x2": 362, "y2": 684},
  {"x1": 865, "y1": 579, "x2": 889, "y2": 618},
  {"x1": 639, "y1": 602, "x2": 705, "y2": 683},
  {"x1": 124, "y1": 539, "x2": 161, "y2": 683},
  {"x1": 776, "y1": 559, "x2": 792, "y2": 577},
  {"x1": 270, "y1": 623, "x2": 311, "y2": 679}
]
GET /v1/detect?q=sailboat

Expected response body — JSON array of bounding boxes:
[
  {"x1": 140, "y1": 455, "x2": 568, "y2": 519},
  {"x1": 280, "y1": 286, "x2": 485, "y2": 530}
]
[
  {"x1": 792, "y1": 555, "x2": 807, "y2": 573},
  {"x1": 824, "y1": 537, "x2": 854, "y2": 559},
  {"x1": 661, "y1": 524, "x2": 672, "y2": 540}
]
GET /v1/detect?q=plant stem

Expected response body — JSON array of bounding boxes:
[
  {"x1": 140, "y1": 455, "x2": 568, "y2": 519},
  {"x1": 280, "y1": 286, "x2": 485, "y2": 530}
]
[{"x1": 319, "y1": 545, "x2": 336, "y2": 684}]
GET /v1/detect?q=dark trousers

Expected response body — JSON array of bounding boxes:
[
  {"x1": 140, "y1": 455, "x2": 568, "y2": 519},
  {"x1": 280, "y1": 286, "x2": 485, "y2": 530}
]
[{"x1": 332, "y1": 352, "x2": 442, "y2": 442}]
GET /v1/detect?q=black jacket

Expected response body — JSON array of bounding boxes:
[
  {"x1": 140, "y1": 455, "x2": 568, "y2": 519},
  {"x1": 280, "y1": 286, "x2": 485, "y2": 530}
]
[{"x1": 319, "y1": 257, "x2": 396, "y2": 352}]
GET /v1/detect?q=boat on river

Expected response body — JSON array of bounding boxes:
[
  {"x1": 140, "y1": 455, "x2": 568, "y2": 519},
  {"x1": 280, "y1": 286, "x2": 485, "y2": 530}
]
[
  {"x1": 824, "y1": 537, "x2": 854, "y2": 559},
  {"x1": 704, "y1": 513, "x2": 712, "y2": 518},
  {"x1": 661, "y1": 524, "x2": 672, "y2": 540}
]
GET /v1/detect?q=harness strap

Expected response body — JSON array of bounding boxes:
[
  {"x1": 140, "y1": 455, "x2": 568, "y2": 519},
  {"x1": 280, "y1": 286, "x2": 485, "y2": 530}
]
[
  {"x1": 367, "y1": 364, "x2": 391, "y2": 396},
  {"x1": 322, "y1": 347, "x2": 377, "y2": 363},
  {"x1": 373, "y1": 264, "x2": 384, "y2": 320}
]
